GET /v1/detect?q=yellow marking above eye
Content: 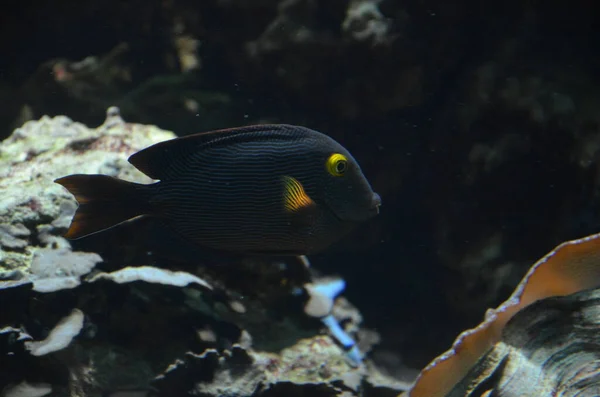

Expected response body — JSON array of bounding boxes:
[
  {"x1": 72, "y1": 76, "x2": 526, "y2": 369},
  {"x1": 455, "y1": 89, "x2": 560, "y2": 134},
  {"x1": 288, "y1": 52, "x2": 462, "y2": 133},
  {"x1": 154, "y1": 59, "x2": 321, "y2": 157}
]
[{"x1": 326, "y1": 153, "x2": 348, "y2": 177}]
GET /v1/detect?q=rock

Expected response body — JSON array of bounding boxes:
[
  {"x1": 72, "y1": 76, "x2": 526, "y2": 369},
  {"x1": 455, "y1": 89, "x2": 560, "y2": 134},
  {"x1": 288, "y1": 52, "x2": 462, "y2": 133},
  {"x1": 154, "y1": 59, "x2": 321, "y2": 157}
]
[
  {"x1": 0, "y1": 106, "x2": 175, "y2": 273},
  {"x1": 154, "y1": 338, "x2": 406, "y2": 396}
]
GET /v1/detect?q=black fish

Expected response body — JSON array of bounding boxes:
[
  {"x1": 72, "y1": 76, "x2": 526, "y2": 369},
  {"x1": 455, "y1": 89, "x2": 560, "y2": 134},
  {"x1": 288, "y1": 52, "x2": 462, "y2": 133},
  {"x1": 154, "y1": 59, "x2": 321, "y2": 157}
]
[{"x1": 55, "y1": 124, "x2": 381, "y2": 255}]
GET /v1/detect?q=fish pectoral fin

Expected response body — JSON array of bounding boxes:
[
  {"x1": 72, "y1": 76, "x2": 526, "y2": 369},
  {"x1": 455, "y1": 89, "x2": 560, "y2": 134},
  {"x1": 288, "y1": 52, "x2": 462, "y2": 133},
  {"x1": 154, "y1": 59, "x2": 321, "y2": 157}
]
[
  {"x1": 281, "y1": 175, "x2": 316, "y2": 213},
  {"x1": 281, "y1": 175, "x2": 317, "y2": 229}
]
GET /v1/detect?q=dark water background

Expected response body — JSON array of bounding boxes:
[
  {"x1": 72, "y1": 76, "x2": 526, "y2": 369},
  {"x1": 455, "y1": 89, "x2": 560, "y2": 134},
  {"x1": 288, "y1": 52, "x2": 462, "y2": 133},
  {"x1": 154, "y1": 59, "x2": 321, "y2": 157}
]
[{"x1": 1, "y1": 0, "x2": 599, "y2": 369}]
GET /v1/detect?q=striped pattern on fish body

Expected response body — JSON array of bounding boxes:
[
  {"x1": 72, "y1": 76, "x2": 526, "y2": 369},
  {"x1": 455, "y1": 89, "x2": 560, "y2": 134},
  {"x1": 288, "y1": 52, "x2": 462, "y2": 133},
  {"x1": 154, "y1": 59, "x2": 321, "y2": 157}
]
[{"x1": 55, "y1": 124, "x2": 381, "y2": 256}]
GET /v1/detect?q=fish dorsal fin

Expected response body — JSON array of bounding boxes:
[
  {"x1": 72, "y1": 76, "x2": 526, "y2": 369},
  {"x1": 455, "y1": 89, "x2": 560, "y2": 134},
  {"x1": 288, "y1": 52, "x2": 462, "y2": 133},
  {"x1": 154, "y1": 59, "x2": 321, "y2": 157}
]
[{"x1": 128, "y1": 124, "x2": 308, "y2": 180}]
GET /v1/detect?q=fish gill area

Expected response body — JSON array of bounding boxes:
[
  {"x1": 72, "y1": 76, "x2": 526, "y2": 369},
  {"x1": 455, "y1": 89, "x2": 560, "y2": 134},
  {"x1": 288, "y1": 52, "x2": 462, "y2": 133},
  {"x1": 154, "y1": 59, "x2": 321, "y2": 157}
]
[{"x1": 1, "y1": 1, "x2": 600, "y2": 396}]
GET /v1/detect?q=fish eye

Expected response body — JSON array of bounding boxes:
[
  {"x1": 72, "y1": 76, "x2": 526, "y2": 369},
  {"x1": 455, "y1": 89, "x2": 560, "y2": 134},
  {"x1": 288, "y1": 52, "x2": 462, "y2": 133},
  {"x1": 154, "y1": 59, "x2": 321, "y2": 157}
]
[{"x1": 326, "y1": 153, "x2": 348, "y2": 177}]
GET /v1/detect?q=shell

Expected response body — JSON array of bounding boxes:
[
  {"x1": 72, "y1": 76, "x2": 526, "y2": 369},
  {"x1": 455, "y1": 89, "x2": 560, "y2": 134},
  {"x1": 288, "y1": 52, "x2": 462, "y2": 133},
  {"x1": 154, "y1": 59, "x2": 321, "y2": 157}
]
[
  {"x1": 405, "y1": 232, "x2": 600, "y2": 397},
  {"x1": 445, "y1": 287, "x2": 600, "y2": 396}
]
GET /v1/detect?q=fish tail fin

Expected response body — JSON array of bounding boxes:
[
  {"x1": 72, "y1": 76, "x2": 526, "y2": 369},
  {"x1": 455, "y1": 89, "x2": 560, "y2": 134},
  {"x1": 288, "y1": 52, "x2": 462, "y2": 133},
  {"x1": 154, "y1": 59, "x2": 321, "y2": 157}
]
[{"x1": 54, "y1": 174, "x2": 153, "y2": 239}]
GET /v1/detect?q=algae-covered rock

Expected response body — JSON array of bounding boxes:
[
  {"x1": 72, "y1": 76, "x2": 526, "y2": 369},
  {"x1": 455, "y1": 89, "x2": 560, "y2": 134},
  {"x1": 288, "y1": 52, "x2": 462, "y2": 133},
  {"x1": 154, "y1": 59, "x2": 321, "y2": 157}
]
[
  {"x1": 0, "y1": 107, "x2": 175, "y2": 272},
  {"x1": 154, "y1": 336, "x2": 410, "y2": 396}
]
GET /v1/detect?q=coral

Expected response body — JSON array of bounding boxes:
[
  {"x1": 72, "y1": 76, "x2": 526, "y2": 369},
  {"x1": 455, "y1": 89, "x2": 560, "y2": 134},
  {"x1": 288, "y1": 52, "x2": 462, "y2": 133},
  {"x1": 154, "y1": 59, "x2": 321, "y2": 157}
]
[
  {"x1": 88, "y1": 266, "x2": 213, "y2": 290},
  {"x1": 1, "y1": 381, "x2": 52, "y2": 397},
  {"x1": 342, "y1": 0, "x2": 393, "y2": 45},
  {"x1": 25, "y1": 309, "x2": 84, "y2": 357},
  {"x1": 28, "y1": 248, "x2": 102, "y2": 293}
]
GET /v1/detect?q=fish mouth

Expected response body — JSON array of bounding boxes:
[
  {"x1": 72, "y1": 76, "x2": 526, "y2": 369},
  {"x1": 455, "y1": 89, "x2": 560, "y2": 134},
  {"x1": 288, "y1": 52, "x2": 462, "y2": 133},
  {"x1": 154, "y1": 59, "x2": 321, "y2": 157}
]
[
  {"x1": 370, "y1": 192, "x2": 382, "y2": 216},
  {"x1": 329, "y1": 192, "x2": 381, "y2": 222},
  {"x1": 362, "y1": 192, "x2": 381, "y2": 219}
]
